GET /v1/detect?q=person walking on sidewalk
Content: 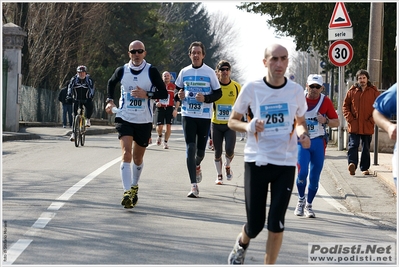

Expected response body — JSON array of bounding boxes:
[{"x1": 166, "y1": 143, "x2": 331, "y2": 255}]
[
  {"x1": 294, "y1": 74, "x2": 339, "y2": 218},
  {"x1": 212, "y1": 60, "x2": 241, "y2": 185},
  {"x1": 155, "y1": 71, "x2": 180, "y2": 149},
  {"x1": 67, "y1": 65, "x2": 95, "y2": 141},
  {"x1": 105, "y1": 40, "x2": 167, "y2": 209},
  {"x1": 373, "y1": 83, "x2": 397, "y2": 190},
  {"x1": 227, "y1": 43, "x2": 310, "y2": 264},
  {"x1": 174, "y1": 41, "x2": 222, "y2": 198},
  {"x1": 343, "y1": 69, "x2": 380, "y2": 175},
  {"x1": 58, "y1": 81, "x2": 73, "y2": 128}
]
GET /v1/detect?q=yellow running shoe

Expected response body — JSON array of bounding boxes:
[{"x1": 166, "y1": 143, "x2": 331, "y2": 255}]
[
  {"x1": 131, "y1": 185, "x2": 139, "y2": 207},
  {"x1": 121, "y1": 190, "x2": 133, "y2": 209}
]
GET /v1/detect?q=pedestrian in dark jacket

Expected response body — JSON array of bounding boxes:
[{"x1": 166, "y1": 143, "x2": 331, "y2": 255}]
[
  {"x1": 58, "y1": 81, "x2": 72, "y2": 128},
  {"x1": 342, "y1": 69, "x2": 380, "y2": 176}
]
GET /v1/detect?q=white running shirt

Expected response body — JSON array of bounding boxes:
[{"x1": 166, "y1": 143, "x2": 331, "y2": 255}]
[
  {"x1": 175, "y1": 64, "x2": 220, "y2": 119},
  {"x1": 116, "y1": 63, "x2": 155, "y2": 123},
  {"x1": 305, "y1": 94, "x2": 326, "y2": 139},
  {"x1": 233, "y1": 78, "x2": 307, "y2": 166}
]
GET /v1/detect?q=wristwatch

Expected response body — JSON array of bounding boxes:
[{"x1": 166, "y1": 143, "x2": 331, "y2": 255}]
[
  {"x1": 147, "y1": 92, "x2": 154, "y2": 99},
  {"x1": 325, "y1": 117, "x2": 329, "y2": 125},
  {"x1": 105, "y1": 98, "x2": 113, "y2": 103}
]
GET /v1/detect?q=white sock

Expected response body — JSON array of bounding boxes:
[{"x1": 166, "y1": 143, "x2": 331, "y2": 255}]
[
  {"x1": 120, "y1": 162, "x2": 132, "y2": 191},
  {"x1": 225, "y1": 156, "x2": 232, "y2": 167},
  {"x1": 214, "y1": 159, "x2": 222, "y2": 175},
  {"x1": 132, "y1": 162, "x2": 143, "y2": 186}
]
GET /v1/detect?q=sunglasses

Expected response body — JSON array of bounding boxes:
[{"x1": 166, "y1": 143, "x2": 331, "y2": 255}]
[
  {"x1": 219, "y1": 68, "x2": 230, "y2": 72},
  {"x1": 309, "y1": 84, "x2": 322, "y2": 89},
  {"x1": 129, "y1": 49, "x2": 145, "y2": 54}
]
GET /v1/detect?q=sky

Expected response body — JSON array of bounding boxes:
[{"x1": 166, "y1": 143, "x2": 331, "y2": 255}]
[{"x1": 202, "y1": 1, "x2": 296, "y2": 83}]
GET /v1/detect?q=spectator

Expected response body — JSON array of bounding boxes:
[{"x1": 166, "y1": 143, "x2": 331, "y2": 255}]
[
  {"x1": 58, "y1": 81, "x2": 73, "y2": 128},
  {"x1": 342, "y1": 69, "x2": 380, "y2": 175}
]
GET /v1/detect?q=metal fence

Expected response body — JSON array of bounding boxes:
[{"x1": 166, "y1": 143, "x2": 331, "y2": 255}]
[{"x1": 19, "y1": 85, "x2": 106, "y2": 123}]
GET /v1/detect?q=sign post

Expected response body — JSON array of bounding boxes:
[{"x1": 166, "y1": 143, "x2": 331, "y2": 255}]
[{"x1": 328, "y1": 2, "x2": 353, "y2": 151}]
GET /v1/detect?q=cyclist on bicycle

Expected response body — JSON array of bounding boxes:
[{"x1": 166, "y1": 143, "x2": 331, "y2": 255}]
[{"x1": 67, "y1": 65, "x2": 95, "y2": 141}]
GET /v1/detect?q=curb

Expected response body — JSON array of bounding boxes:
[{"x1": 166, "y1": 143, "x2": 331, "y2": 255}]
[
  {"x1": 369, "y1": 163, "x2": 396, "y2": 195},
  {"x1": 2, "y1": 132, "x2": 41, "y2": 142},
  {"x1": 324, "y1": 159, "x2": 362, "y2": 213},
  {"x1": 2, "y1": 128, "x2": 117, "y2": 142}
]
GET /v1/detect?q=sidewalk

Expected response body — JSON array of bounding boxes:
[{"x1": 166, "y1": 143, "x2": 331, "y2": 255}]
[
  {"x1": 3, "y1": 123, "x2": 396, "y2": 216},
  {"x1": 323, "y1": 144, "x2": 396, "y2": 219}
]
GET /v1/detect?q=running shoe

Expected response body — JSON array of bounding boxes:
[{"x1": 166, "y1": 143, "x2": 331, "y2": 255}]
[
  {"x1": 228, "y1": 233, "x2": 248, "y2": 265},
  {"x1": 85, "y1": 119, "x2": 91, "y2": 127},
  {"x1": 163, "y1": 142, "x2": 169, "y2": 149},
  {"x1": 131, "y1": 185, "x2": 139, "y2": 207},
  {"x1": 208, "y1": 139, "x2": 214, "y2": 150},
  {"x1": 196, "y1": 165, "x2": 202, "y2": 183},
  {"x1": 157, "y1": 137, "x2": 162, "y2": 146},
  {"x1": 69, "y1": 133, "x2": 75, "y2": 142},
  {"x1": 121, "y1": 190, "x2": 133, "y2": 209},
  {"x1": 348, "y1": 163, "x2": 356, "y2": 175},
  {"x1": 294, "y1": 198, "x2": 305, "y2": 216},
  {"x1": 225, "y1": 166, "x2": 233, "y2": 181},
  {"x1": 187, "y1": 184, "x2": 199, "y2": 198},
  {"x1": 215, "y1": 175, "x2": 223, "y2": 185},
  {"x1": 304, "y1": 204, "x2": 316, "y2": 218}
]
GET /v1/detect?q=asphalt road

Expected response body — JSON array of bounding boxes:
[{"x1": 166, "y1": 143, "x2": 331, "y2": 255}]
[{"x1": 2, "y1": 125, "x2": 397, "y2": 266}]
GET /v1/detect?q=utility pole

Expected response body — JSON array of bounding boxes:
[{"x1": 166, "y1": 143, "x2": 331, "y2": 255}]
[{"x1": 367, "y1": 3, "x2": 384, "y2": 165}]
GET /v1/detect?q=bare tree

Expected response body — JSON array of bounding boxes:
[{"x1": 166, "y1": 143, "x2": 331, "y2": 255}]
[
  {"x1": 207, "y1": 10, "x2": 243, "y2": 82},
  {"x1": 3, "y1": 3, "x2": 109, "y2": 89}
]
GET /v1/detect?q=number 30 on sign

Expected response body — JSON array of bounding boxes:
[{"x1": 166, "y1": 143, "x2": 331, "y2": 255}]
[{"x1": 328, "y1": 40, "x2": 354, "y2": 67}]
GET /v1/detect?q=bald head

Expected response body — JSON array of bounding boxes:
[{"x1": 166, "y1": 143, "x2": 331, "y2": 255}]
[
  {"x1": 129, "y1": 40, "x2": 145, "y2": 51},
  {"x1": 264, "y1": 43, "x2": 288, "y2": 59},
  {"x1": 263, "y1": 43, "x2": 289, "y2": 86},
  {"x1": 162, "y1": 71, "x2": 171, "y2": 83}
]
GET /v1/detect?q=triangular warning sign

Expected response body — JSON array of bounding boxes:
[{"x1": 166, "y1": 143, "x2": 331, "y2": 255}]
[{"x1": 329, "y1": 2, "x2": 352, "y2": 28}]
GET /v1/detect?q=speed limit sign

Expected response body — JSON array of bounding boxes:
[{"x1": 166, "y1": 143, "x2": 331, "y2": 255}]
[{"x1": 328, "y1": 40, "x2": 354, "y2": 67}]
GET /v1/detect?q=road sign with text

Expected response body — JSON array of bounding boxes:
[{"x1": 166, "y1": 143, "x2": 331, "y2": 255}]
[{"x1": 328, "y1": 27, "x2": 353, "y2": 41}]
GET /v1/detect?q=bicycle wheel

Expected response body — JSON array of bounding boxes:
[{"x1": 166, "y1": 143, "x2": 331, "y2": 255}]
[
  {"x1": 74, "y1": 115, "x2": 81, "y2": 147},
  {"x1": 80, "y1": 120, "x2": 86, "y2": 146}
]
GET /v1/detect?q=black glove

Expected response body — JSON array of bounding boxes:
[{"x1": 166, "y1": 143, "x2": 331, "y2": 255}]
[{"x1": 65, "y1": 94, "x2": 73, "y2": 104}]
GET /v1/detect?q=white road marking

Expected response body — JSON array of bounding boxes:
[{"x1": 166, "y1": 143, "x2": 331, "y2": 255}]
[
  {"x1": 47, "y1": 202, "x2": 65, "y2": 211},
  {"x1": 57, "y1": 158, "x2": 120, "y2": 201},
  {"x1": 31, "y1": 212, "x2": 56, "y2": 228},
  {"x1": 2, "y1": 239, "x2": 32, "y2": 265},
  {"x1": 5, "y1": 157, "x2": 121, "y2": 265}
]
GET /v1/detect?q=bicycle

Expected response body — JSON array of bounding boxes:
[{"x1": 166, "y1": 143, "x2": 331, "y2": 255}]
[{"x1": 73, "y1": 100, "x2": 87, "y2": 147}]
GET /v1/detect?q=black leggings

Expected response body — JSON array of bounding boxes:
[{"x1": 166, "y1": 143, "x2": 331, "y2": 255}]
[
  {"x1": 73, "y1": 100, "x2": 93, "y2": 119},
  {"x1": 244, "y1": 162, "x2": 295, "y2": 236},
  {"x1": 211, "y1": 123, "x2": 236, "y2": 159},
  {"x1": 182, "y1": 116, "x2": 211, "y2": 183}
]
